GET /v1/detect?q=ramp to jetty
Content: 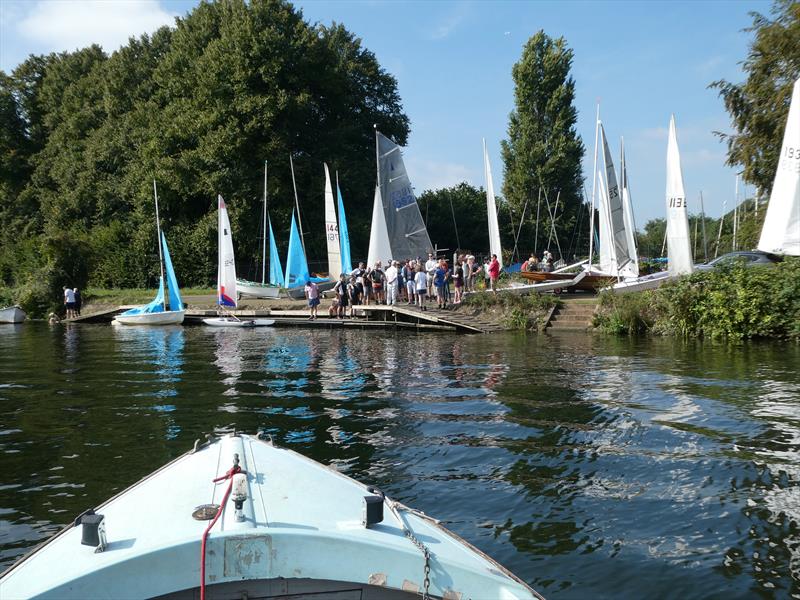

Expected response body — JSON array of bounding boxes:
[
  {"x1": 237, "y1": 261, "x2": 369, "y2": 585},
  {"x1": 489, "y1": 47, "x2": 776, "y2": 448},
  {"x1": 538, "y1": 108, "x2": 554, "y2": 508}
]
[{"x1": 359, "y1": 304, "x2": 504, "y2": 334}]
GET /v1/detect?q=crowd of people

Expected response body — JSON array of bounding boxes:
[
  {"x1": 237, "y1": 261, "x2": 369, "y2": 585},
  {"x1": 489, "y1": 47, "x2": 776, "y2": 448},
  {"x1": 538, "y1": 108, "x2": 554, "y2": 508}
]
[
  {"x1": 520, "y1": 249, "x2": 555, "y2": 273},
  {"x1": 304, "y1": 252, "x2": 502, "y2": 319}
]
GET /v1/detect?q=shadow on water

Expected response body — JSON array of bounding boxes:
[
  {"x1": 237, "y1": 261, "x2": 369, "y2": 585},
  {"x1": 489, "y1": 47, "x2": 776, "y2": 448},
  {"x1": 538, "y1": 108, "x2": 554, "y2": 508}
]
[{"x1": 0, "y1": 324, "x2": 799, "y2": 598}]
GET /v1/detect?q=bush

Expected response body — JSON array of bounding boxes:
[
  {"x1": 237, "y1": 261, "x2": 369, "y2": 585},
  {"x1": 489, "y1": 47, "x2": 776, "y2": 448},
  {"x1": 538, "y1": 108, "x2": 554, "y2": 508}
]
[{"x1": 595, "y1": 290, "x2": 656, "y2": 335}]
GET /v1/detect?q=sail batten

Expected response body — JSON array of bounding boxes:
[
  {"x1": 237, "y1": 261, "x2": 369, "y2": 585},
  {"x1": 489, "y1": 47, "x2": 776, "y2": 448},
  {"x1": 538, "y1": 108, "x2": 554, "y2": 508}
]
[
  {"x1": 666, "y1": 116, "x2": 694, "y2": 275},
  {"x1": 758, "y1": 78, "x2": 800, "y2": 256}
]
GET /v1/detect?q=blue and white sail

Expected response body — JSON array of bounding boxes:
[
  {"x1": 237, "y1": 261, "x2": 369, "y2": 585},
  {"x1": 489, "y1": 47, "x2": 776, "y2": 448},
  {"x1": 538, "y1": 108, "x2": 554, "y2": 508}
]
[
  {"x1": 337, "y1": 183, "x2": 352, "y2": 274},
  {"x1": 268, "y1": 217, "x2": 284, "y2": 287},
  {"x1": 216, "y1": 195, "x2": 237, "y2": 308},
  {"x1": 284, "y1": 212, "x2": 311, "y2": 289},
  {"x1": 162, "y1": 231, "x2": 183, "y2": 311}
]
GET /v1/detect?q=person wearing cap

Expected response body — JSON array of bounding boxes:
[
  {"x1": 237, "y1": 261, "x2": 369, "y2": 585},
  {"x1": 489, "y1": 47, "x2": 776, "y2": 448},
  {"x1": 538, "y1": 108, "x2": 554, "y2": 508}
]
[{"x1": 385, "y1": 260, "x2": 399, "y2": 306}]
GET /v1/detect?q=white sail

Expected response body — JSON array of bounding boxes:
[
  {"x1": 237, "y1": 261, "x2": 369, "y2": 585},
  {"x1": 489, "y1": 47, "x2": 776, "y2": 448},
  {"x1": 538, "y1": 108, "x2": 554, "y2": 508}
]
[
  {"x1": 483, "y1": 139, "x2": 503, "y2": 267},
  {"x1": 217, "y1": 194, "x2": 238, "y2": 308},
  {"x1": 367, "y1": 186, "x2": 392, "y2": 267},
  {"x1": 758, "y1": 78, "x2": 800, "y2": 256},
  {"x1": 665, "y1": 116, "x2": 694, "y2": 275},
  {"x1": 323, "y1": 163, "x2": 341, "y2": 279},
  {"x1": 596, "y1": 173, "x2": 613, "y2": 273},
  {"x1": 620, "y1": 139, "x2": 639, "y2": 277},
  {"x1": 599, "y1": 123, "x2": 632, "y2": 274}
]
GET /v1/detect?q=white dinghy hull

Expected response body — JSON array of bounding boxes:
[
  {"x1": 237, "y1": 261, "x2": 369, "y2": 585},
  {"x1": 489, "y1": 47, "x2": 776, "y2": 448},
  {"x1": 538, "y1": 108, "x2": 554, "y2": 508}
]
[
  {"x1": 114, "y1": 310, "x2": 185, "y2": 326},
  {"x1": 0, "y1": 433, "x2": 540, "y2": 600},
  {"x1": 0, "y1": 306, "x2": 26, "y2": 323},
  {"x1": 236, "y1": 280, "x2": 281, "y2": 299},
  {"x1": 202, "y1": 317, "x2": 275, "y2": 328}
]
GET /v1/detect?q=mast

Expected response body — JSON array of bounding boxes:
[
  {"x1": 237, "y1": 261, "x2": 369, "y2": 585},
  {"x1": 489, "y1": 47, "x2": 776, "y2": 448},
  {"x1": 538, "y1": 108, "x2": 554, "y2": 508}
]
[
  {"x1": 588, "y1": 103, "x2": 600, "y2": 270},
  {"x1": 153, "y1": 179, "x2": 165, "y2": 307},
  {"x1": 699, "y1": 190, "x2": 708, "y2": 261},
  {"x1": 262, "y1": 161, "x2": 268, "y2": 285},
  {"x1": 289, "y1": 154, "x2": 306, "y2": 257}
]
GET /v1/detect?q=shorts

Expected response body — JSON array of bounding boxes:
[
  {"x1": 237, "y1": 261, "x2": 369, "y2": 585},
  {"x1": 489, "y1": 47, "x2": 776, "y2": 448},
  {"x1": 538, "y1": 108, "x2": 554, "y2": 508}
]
[
  {"x1": 372, "y1": 283, "x2": 383, "y2": 291},
  {"x1": 338, "y1": 295, "x2": 349, "y2": 307},
  {"x1": 416, "y1": 289, "x2": 427, "y2": 296},
  {"x1": 308, "y1": 297, "x2": 320, "y2": 308},
  {"x1": 65, "y1": 302, "x2": 75, "y2": 309}
]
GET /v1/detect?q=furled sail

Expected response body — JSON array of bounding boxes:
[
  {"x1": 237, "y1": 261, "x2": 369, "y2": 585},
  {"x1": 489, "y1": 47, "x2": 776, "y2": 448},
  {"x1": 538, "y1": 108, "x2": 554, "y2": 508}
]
[
  {"x1": 599, "y1": 123, "x2": 633, "y2": 274},
  {"x1": 217, "y1": 195, "x2": 237, "y2": 308},
  {"x1": 758, "y1": 78, "x2": 800, "y2": 256},
  {"x1": 268, "y1": 218, "x2": 284, "y2": 287},
  {"x1": 367, "y1": 131, "x2": 433, "y2": 264},
  {"x1": 337, "y1": 183, "x2": 353, "y2": 274},
  {"x1": 284, "y1": 212, "x2": 310, "y2": 288},
  {"x1": 665, "y1": 116, "x2": 694, "y2": 275},
  {"x1": 620, "y1": 139, "x2": 639, "y2": 277},
  {"x1": 483, "y1": 139, "x2": 503, "y2": 267},
  {"x1": 323, "y1": 163, "x2": 341, "y2": 280}
]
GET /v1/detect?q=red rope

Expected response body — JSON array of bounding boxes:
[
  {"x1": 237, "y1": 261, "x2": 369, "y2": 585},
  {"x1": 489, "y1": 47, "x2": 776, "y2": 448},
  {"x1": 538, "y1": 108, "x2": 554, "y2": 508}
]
[{"x1": 200, "y1": 465, "x2": 243, "y2": 600}]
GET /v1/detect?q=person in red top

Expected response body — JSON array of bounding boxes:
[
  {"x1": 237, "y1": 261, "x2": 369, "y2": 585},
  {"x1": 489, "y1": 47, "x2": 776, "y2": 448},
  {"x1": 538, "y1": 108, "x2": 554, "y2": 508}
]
[{"x1": 488, "y1": 254, "x2": 500, "y2": 292}]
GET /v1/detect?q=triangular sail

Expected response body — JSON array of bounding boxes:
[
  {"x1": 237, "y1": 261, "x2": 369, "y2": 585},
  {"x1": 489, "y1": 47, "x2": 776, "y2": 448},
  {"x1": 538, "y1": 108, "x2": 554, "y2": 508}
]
[
  {"x1": 758, "y1": 78, "x2": 800, "y2": 256},
  {"x1": 162, "y1": 231, "x2": 184, "y2": 310},
  {"x1": 596, "y1": 174, "x2": 613, "y2": 272},
  {"x1": 119, "y1": 277, "x2": 165, "y2": 316},
  {"x1": 268, "y1": 217, "x2": 284, "y2": 287},
  {"x1": 665, "y1": 116, "x2": 694, "y2": 275},
  {"x1": 217, "y1": 195, "x2": 237, "y2": 308},
  {"x1": 284, "y1": 212, "x2": 310, "y2": 288},
  {"x1": 599, "y1": 123, "x2": 632, "y2": 274},
  {"x1": 337, "y1": 183, "x2": 353, "y2": 274},
  {"x1": 620, "y1": 140, "x2": 639, "y2": 277},
  {"x1": 372, "y1": 131, "x2": 433, "y2": 262},
  {"x1": 323, "y1": 163, "x2": 341, "y2": 279},
  {"x1": 367, "y1": 186, "x2": 392, "y2": 266},
  {"x1": 483, "y1": 139, "x2": 502, "y2": 267}
]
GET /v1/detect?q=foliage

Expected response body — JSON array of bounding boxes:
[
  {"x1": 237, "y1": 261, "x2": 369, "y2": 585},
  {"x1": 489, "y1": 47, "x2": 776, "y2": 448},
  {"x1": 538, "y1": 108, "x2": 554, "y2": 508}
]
[
  {"x1": 0, "y1": 0, "x2": 409, "y2": 299},
  {"x1": 501, "y1": 31, "x2": 587, "y2": 264},
  {"x1": 596, "y1": 259, "x2": 800, "y2": 340},
  {"x1": 462, "y1": 290, "x2": 559, "y2": 331},
  {"x1": 710, "y1": 0, "x2": 800, "y2": 194}
]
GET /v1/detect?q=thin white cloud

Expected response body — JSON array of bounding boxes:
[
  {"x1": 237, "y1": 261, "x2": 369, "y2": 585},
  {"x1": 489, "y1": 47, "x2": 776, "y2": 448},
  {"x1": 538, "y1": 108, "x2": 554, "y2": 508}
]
[
  {"x1": 695, "y1": 55, "x2": 725, "y2": 74},
  {"x1": 427, "y1": 3, "x2": 470, "y2": 41},
  {"x1": 406, "y1": 156, "x2": 476, "y2": 194},
  {"x1": 17, "y1": 0, "x2": 177, "y2": 53}
]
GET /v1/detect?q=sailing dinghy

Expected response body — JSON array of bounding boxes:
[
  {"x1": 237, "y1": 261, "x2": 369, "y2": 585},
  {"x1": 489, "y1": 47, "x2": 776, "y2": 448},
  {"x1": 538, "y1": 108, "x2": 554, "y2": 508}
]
[
  {"x1": 204, "y1": 195, "x2": 274, "y2": 328},
  {"x1": 0, "y1": 305, "x2": 26, "y2": 323},
  {"x1": 758, "y1": 77, "x2": 800, "y2": 257},
  {"x1": 115, "y1": 182, "x2": 185, "y2": 326},
  {"x1": 0, "y1": 432, "x2": 541, "y2": 600},
  {"x1": 238, "y1": 162, "x2": 281, "y2": 299}
]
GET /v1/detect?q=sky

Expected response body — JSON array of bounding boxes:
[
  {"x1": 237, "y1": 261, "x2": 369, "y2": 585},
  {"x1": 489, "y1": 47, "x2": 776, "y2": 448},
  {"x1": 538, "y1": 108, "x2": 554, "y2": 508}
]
[{"x1": 0, "y1": 0, "x2": 770, "y2": 226}]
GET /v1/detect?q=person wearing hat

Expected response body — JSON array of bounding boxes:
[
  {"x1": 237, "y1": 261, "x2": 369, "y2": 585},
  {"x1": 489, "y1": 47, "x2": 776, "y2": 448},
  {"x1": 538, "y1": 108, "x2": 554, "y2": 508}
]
[{"x1": 385, "y1": 260, "x2": 399, "y2": 306}]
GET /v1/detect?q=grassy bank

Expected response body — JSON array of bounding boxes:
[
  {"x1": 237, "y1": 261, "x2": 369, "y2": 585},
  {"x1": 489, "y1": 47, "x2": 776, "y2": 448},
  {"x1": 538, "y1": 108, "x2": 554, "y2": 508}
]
[
  {"x1": 462, "y1": 291, "x2": 560, "y2": 331},
  {"x1": 594, "y1": 259, "x2": 800, "y2": 340}
]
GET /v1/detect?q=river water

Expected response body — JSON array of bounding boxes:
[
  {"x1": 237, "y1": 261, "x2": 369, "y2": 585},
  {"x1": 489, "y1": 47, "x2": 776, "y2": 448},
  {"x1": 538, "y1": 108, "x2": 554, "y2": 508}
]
[{"x1": 0, "y1": 323, "x2": 798, "y2": 598}]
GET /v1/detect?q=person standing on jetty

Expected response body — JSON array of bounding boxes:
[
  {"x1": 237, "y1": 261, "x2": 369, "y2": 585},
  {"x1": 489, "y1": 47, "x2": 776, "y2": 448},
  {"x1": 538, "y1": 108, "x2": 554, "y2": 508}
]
[
  {"x1": 63, "y1": 286, "x2": 75, "y2": 318},
  {"x1": 488, "y1": 254, "x2": 500, "y2": 293},
  {"x1": 425, "y1": 252, "x2": 437, "y2": 301},
  {"x1": 73, "y1": 288, "x2": 82, "y2": 317},
  {"x1": 367, "y1": 261, "x2": 385, "y2": 304},
  {"x1": 385, "y1": 260, "x2": 399, "y2": 306},
  {"x1": 333, "y1": 274, "x2": 348, "y2": 319},
  {"x1": 304, "y1": 280, "x2": 320, "y2": 320},
  {"x1": 414, "y1": 264, "x2": 427, "y2": 310}
]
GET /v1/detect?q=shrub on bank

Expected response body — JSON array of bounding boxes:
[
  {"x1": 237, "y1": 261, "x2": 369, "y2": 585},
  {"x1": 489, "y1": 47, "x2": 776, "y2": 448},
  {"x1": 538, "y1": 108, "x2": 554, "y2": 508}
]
[
  {"x1": 596, "y1": 259, "x2": 800, "y2": 340},
  {"x1": 462, "y1": 291, "x2": 560, "y2": 331}
]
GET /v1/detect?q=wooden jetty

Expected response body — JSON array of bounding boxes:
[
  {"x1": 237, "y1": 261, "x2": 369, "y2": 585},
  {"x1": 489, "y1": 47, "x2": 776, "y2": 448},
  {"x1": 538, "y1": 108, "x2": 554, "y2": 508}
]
[{"x1": 359, "y1": 304, "x2": 505, "y2": 334}]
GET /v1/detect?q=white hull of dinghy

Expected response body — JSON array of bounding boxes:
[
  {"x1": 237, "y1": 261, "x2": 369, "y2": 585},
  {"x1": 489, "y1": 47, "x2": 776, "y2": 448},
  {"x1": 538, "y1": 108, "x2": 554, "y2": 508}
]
[
  {"x1": 236, "y1": 280, "x2": 281, "y2": 299},
  {"x1": 0, "y1": 306, "x2": 26, "y2": 323},
  {"x1": 0, "y1": 433, "x2": 541, "y2": 600},
  {"x1": 607, "y1": 270, "x2": 674, "y2": 294},
  {"x1": 202, "y1": 317, "x2": 275, "y2": 327},
  {"x1": 114, "y1": 310, "x2": 185, "y2": 326}
]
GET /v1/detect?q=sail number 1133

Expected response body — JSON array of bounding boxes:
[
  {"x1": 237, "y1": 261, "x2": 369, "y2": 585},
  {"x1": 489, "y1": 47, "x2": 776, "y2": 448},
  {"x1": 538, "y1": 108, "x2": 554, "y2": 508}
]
[{"x1": 668, "y1": 196, "x2": 687, "y2": 208}]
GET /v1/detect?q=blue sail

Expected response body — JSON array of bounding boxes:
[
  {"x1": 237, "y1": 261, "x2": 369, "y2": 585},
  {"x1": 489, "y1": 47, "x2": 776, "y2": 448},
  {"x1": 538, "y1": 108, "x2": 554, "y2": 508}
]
[
  {"x1": 284, "y1": 212, "x2": 310, "y2": 289},
  {"x1": 268, "y1": 217, "x2": 285, "y2": 287},
  {"x1": 119, "y1": 276, "x2": 165, "y2": 315},
  {"x1": 337, "y1": 184, "x2": 353, "y2": 274},
  {"x1": 161, "y1": 231, "x2": 184, "y2": 311}
]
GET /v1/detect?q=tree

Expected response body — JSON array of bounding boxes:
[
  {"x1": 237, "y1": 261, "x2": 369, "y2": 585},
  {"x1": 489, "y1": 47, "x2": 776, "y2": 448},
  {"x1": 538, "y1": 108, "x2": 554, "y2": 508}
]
[
  {"x1": 417, "y1": 183, "x2": 496, "y2": 255},
  {"x1": 711, "y1": 0, "x2": 800, "y2": 194},
  {"x1": 501, "y1": 31, "x2": 586, "y2": 261}
]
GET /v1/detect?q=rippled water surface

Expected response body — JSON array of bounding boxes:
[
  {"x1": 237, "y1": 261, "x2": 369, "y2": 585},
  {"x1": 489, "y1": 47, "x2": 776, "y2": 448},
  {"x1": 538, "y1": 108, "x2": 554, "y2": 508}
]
[{"x1": 1, "y1": 323, "x2": 799, "y2": 598}]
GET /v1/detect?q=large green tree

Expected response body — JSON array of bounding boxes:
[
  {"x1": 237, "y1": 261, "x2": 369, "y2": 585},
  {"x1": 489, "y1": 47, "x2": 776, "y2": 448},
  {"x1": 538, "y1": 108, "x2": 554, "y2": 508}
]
[
  {"x1": 711, "y1": 0, "x2": 800, "y2": 194},
  {"x1": 0, "y1": 0, "x2": 409, "y2": 310},
  {"x1": 501, "y1": 31, "x2": 586, "y2": 261}
]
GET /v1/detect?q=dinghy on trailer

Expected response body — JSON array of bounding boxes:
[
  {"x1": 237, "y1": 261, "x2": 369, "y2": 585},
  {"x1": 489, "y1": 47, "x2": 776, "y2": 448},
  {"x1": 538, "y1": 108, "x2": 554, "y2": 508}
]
[{"x1": 0, "y1": 432, "x2": 541, "y2": 600}]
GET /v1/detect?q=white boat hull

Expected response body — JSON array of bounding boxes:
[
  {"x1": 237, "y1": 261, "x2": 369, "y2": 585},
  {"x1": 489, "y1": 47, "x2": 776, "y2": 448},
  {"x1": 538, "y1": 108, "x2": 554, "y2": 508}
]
[
  {"x1": 607, "y1": 271, "x2": 674, "y2": 293},
  {"x1": 114, "y1": 310, "x2": 185, "y2": 326},
  {"x1": 202, "y1": 317, "x2": 275, "y2": 327},
  {"x1": 0, "y1": 306, "x2": 26, "y2": 323},
  {"x1": 0, "y1": 433, "x2": 540, "y2": 600},
  {"x1": 236, "y1": 280, "x2": 281, "y2": 298}
]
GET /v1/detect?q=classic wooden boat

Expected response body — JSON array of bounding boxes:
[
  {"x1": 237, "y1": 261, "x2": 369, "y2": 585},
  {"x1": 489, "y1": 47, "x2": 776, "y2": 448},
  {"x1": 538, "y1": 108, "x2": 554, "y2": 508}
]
[
  {"x1": 0, "y1": 305, "x2": 26, "y2": 323},
  {"x1": 0, "y1": 433, "x2": 541, "y2": 600}
]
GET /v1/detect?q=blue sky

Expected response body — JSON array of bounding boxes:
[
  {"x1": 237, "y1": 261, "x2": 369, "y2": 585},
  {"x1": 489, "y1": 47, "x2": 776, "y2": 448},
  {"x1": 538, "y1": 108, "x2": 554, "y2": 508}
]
[{"x1": 0, "y1": 0, "x2": 767, "y2": 225}]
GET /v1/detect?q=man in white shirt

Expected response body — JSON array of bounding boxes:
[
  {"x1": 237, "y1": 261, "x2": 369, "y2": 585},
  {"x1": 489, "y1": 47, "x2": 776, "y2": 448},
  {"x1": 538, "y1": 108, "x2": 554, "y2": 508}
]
[
  {"x1": 424, "y1": 252, "x2": 437, "y2": 299},
  {"x1": 385, "y1": 261, "x2": 399, "y2": 306},
  {"x1": 63, "y1": 286, "x2": 76, "y2": 318}
]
